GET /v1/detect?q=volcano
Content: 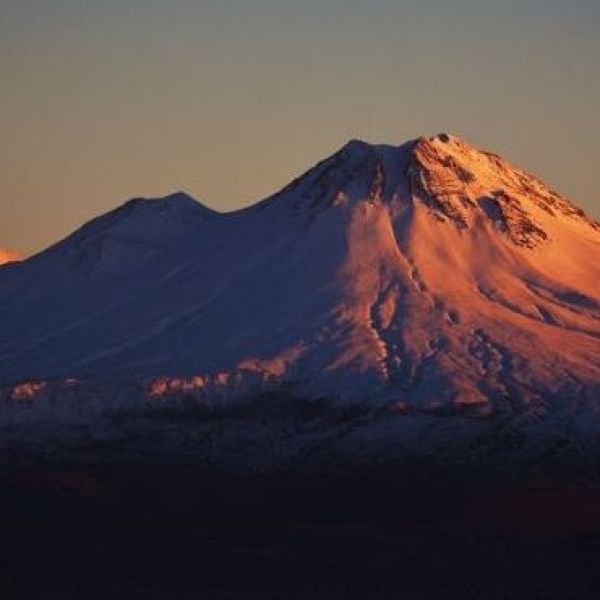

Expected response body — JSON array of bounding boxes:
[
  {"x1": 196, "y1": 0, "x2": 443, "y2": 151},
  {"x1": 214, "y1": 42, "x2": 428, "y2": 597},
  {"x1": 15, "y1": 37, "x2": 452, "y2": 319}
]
[
  {"x1": 1, "y1": 134, "x2": 600, "y2": 448},
  {"x1": 4, "y1": 133, "x2": 600, "y2": 599}
]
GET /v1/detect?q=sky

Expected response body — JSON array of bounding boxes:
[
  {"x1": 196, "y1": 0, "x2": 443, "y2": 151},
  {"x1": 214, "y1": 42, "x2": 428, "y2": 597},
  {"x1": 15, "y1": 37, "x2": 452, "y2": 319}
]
[{"x1": 1, "y1": 0, "x2": 599, "y2": 256}]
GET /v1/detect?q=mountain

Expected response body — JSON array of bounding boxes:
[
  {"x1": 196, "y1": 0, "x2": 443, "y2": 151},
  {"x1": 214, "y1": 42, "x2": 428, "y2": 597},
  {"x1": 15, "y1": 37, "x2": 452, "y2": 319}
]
[
  {"x1": 1, "y1": 134, "x2": 600, "y2": 465},
  {"x1": 0, "y1": 248, "x2": 22, "y2": 266},
  {"x1": 3, "y1": 135, "x2": 600, "y2": 599}
]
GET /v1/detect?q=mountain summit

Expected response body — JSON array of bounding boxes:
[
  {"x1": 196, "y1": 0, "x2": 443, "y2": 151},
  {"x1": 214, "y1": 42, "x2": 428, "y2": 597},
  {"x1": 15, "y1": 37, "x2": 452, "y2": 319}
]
[
  {"x1": 1, "y1": 135, "x2": 600, "y2": 424},
  {"x1": 262, "y1": 134, "x2": 597, "y2": 246}
]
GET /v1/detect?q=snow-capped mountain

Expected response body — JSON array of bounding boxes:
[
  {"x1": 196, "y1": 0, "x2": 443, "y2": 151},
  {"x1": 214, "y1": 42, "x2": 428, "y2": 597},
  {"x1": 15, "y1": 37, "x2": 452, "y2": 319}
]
[{"x1": 1, "y1": 134, "x2": 600, "y2": 431}]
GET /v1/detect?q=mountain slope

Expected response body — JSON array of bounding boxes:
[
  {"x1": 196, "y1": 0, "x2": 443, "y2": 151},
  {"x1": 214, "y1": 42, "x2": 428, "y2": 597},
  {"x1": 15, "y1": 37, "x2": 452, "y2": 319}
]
[{"x1": 1, "y1": 135, "x2": 600, "y2": 422}]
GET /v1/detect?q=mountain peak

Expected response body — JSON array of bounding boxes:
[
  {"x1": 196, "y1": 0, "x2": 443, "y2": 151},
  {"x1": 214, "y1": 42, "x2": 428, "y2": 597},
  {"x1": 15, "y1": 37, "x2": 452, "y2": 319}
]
[
  {"x1": 341, "y1": 133, "x2": 460, "y2": 153},
  {"x1": 408, "y1": 133, "x2": 598, "y2": 244},
  {"x1": 259, "y1": 133, "x2": 597, "y2": 249},
  {"x1": 342, "y1": 138, "x2": 371, "y2": 150},
  {"x1": 25, "y1": 191, "x2": 217, "y2": 274},
  {"x1": 122, "y1": 191, "x2": 216, "y2": 217},
  {"x1": 73, "y1": 190, "x2": 216, "y2": 243}
]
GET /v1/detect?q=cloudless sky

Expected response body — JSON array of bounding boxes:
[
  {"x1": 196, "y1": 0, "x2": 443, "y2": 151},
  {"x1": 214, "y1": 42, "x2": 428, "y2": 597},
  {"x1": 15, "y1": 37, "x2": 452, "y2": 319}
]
[{"x1": 1, "y1": 0, "x2": 599, "y2": 255}]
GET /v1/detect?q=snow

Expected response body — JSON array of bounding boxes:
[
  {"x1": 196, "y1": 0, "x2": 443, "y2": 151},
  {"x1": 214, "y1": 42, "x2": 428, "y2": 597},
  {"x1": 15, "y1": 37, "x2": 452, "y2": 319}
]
[{"x1": 1, "y1": 134, "x2": 600, "y2": 436}]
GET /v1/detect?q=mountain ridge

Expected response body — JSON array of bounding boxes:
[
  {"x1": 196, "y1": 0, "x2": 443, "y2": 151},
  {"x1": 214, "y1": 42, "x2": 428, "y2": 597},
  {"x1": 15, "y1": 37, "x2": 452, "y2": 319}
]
[{"x1": 1, "y1": 134, "x2": 600, "y2": 426}]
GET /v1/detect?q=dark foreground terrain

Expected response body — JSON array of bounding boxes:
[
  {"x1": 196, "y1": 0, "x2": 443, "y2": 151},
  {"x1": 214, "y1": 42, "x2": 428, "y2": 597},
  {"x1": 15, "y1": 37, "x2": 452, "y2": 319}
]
[{"x1": 2, "y1": 456, "x2": 600, "y2": 600}]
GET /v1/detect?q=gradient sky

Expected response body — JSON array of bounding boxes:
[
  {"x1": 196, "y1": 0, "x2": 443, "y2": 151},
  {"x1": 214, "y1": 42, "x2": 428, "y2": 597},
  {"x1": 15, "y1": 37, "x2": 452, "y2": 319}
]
[{"x1": 1, "y1": 0, "x2": 599, "y2": 256}]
